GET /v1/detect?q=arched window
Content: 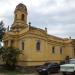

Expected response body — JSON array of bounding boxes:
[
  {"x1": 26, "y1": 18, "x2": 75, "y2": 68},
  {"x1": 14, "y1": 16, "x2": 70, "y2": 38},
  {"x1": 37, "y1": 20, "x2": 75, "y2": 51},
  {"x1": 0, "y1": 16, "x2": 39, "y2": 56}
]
[
  {"x1": 52, "y1": 46, "x2": 55, "y2": 54},
  {"x1": 22, "y1": 42, "x2": 24, "y2": 50},
  {"x1": 74, "y1": 48, "x2": 75, "y2": 56},
  {"x1": 60, "y1": 47, "x2": 62, "y2": 54},
  {"x1": 21, "y1": 14, "x2": 24, "y2": 21},
  {"x1": 36, "y1": 41, "x2": 40, "y2": 51},
  {"x1": 4, "y1": 41, "x2": 8, "y2": 47},
  {"x1": 11, "y1": 40, "x2": 14, "y2": 47}
]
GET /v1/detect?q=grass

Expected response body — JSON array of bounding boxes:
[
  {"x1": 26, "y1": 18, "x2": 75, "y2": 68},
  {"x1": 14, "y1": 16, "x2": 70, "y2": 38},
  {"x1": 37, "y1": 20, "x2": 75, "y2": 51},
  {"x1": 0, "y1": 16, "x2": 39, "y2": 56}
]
[
  {"x1": 0, "y1": 69, "x2": 36, "y2": 75},
  {"x1": 0, "y1": 64, "x2": 38, "y2": 75}
]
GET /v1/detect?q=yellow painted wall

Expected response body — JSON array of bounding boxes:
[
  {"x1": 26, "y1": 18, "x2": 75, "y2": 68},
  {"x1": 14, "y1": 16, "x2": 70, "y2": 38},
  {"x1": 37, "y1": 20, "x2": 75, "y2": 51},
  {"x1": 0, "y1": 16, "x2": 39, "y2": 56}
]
[{"x1": 3, "y1": 30, "x2": 74, "y2": 66}]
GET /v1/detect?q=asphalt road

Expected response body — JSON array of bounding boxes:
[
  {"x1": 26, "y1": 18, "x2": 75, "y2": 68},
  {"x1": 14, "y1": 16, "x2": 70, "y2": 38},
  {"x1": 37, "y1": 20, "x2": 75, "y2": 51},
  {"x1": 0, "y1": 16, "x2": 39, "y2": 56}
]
[
  {"x1": 51, "y1": 73, "x2": 62, "y2": 75},
  {"x1": 0, "y1": 72, "x2": 62, "y2": 75},
  {"x1": 36, "y1": 72, "x2": 62, "y2": 75}
]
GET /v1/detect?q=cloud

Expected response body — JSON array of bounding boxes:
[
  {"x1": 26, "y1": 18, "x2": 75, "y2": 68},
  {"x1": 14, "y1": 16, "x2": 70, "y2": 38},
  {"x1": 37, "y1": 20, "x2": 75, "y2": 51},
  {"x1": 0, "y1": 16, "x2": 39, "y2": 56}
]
[{"x1": 0, "y1": 0, "x2": 75, "y2": 38}]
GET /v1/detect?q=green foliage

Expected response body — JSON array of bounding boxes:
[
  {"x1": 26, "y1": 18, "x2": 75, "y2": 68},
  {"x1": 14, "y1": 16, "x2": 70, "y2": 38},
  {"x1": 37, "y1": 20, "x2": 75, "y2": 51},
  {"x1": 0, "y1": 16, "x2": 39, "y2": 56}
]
[
  {"x1": 0, "y1": 47, "x2": 21, "y2": 69},
  {"x1": 0, "y1": 47, "x2": 5, "y2": 55},
  {"x1": 0, "y1": 21, "x2": 5, "y2": 41}
]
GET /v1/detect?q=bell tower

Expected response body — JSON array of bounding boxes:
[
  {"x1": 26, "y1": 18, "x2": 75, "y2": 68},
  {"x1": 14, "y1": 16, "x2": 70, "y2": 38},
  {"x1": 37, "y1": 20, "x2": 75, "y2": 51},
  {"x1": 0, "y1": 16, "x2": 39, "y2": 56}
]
[{"x1": 11, "y1": 3, "x2": 28, "y2": 31}]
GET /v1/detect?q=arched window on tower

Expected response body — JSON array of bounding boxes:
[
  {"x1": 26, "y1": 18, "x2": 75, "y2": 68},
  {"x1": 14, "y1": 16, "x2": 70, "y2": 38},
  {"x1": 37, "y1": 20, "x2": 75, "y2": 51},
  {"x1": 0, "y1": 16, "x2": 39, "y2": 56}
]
[
  {"x1": 15, "y1": 14, "x2": 17, "y2": 18},
  {"x1": 36, "y1": 41, "x2": 40, "y2": 51},
  {"x1": 21, "y1": 14, "x2": 24, "y2": 21}
]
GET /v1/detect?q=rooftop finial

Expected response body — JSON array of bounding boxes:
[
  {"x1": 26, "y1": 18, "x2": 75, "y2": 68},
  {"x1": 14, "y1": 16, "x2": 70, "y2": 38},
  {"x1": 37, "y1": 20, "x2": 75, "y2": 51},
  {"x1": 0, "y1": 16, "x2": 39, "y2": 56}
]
[
  {"x1": 29, "y1": 22, "x2": 31, "y2": 26},
  {"x1": 69, "y1": 36, "x2": 71, "y2": 39},
  {"x1": 45, "y1": 27, "x2": 47, "y2": 33},
  {"x1": 7, "y1": 26, "x2": 9, "y2": 31}
]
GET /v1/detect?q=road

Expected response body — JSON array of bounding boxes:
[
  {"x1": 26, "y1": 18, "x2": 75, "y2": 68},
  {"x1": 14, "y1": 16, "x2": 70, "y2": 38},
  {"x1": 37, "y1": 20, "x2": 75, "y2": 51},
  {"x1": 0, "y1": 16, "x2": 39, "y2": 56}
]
[
  {"x1": 36, "y1": 72, "x2": 62, "y2": 75},
  {"x1": 0, "y1": 72, "x2": 62, "y2": 75},
  {"x1": 51, "y1": 73, "x2": 62, "y2": 75}
]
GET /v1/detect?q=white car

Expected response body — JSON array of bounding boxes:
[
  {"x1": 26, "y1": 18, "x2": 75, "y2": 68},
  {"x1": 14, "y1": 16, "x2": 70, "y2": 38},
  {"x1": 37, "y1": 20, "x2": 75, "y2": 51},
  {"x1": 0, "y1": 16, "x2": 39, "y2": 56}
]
[{"x1": 60, "y1": 59, "x2": 75, "y2": 75}]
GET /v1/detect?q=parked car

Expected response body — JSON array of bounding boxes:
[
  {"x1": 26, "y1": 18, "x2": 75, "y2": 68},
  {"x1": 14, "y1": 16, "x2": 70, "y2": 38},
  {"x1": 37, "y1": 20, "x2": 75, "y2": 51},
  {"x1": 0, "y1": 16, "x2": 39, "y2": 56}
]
[
  {"x1": 36, "y1": 62, "x2": 60, "y2": 75},
  {"x1": 60, "y1": 59, "x2": 75, "y2": 75}
]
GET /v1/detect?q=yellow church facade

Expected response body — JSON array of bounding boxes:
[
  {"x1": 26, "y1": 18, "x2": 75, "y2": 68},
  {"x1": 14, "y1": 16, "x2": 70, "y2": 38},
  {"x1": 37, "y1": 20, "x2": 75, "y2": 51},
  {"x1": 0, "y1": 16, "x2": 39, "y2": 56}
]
[{"x1": 3, "y1": 3, "x2": 75, "y2": 66}]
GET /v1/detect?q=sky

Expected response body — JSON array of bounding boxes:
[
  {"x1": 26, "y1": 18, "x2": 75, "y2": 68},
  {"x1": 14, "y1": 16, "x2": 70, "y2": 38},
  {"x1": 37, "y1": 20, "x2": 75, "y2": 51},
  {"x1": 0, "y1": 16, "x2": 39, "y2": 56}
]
[{"x1": 0, "y1": 0, "x2": 75, "y2": 39}]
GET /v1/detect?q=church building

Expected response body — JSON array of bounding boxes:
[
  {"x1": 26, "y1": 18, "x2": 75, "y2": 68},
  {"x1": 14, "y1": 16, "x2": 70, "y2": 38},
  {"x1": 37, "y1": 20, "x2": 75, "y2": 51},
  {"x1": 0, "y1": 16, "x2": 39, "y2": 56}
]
[{"x1": 3, "y1": 3, "x2": 75, "y2": 66}]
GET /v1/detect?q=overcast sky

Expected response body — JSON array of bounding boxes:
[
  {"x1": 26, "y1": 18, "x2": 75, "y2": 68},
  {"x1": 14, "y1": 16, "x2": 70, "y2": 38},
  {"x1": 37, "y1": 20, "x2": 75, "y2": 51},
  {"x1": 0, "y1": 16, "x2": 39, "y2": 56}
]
[{"x1": 0, "y1": 0, "x2": 75, "y2": 39}]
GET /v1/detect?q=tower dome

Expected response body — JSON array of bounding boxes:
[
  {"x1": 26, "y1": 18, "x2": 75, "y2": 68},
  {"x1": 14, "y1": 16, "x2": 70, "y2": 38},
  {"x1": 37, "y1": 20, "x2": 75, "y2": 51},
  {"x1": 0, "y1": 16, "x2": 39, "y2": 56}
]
[
  {"x1": 15, "y1": 3, "x2": 27, "y2": 14},
  {"x1": 11, "y1": 3, "x2": 28, "y2": 31}
]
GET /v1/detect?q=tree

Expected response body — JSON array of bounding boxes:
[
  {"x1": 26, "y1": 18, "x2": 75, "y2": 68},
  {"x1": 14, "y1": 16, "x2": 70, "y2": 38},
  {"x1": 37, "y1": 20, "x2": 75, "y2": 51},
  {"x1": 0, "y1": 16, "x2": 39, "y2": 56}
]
[
  {"x1": 0, "y1": 21, "x2": 5, "y2": 47},
  {"x1": 0, "y1": 47, "x2": 21, "y2": 70}
]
